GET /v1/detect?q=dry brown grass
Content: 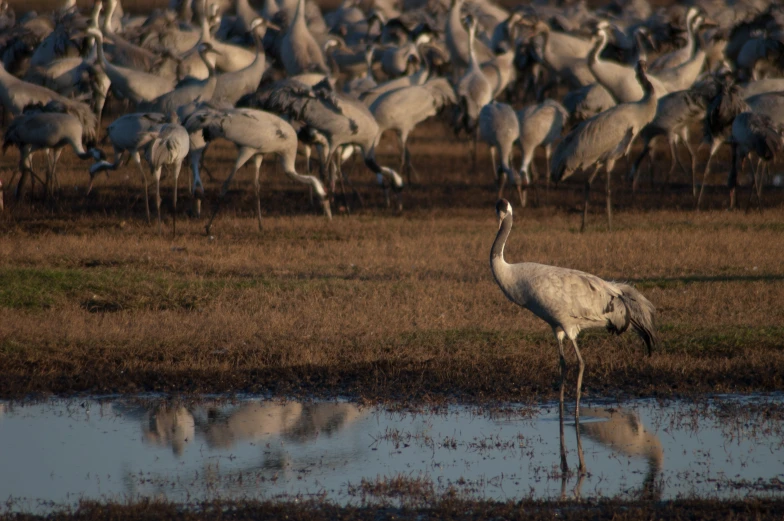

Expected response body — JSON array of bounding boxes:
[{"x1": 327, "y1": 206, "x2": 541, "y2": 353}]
[{"x1": 1, "y1": 98, "x2": 783, "y2": 402}]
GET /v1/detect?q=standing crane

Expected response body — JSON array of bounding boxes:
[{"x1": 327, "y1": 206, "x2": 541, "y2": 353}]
[
  {"x1": 88, "y1": 112, "x2": 169, "y2": 223},
  {"x1": 279, "y1": 0, "x2": 329, "y2": 76},
  {"x1": 517, "y1": 99, "x2": 568, "y2": 192},
  {"x1": 242, "y1": 79, "x2": 403, "y2": 210},
  {"x1": 3, "y1": 103, "x2": 104, "y2": 200},
  {"x1": 86, "y1": 26, "x2": 176, "y2": 106},
  {"x1": 551, "y1": 60, "x2": 658, "y2": 232},
  {"x1": 478, "y1": 101, "x2": 525, "y2": 205},
  {"x1": 369, "y1": 77, "x2": 456, "y2": 184},
  {"x1": 188, "y1": 107, "x2": 332, "y2": 233},
  {"x1": 138, "y1": 115, "x2": 190, "y2": 235},
  {"x1": 456, "y1": 14, "x2": 493, "y2": 168},
  {"x1": 727, "y1": 112, "x2": 784, "y2": 210},
  {"x1": 490, "y1": 198, "x2": 657, "y2": 473},
  {"x1": 696, "y1": 81, "x2": 750, "y2": 210}
]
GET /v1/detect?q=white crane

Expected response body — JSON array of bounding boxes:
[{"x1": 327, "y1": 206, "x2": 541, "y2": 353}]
[
  {"x1": 551, "y1": 60, "x2": 658, "y2": 232},
  {"x1": 490, "y1": 198, "x2": 657, "y2": 472}
]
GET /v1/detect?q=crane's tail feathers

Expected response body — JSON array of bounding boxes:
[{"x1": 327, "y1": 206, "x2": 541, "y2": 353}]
[{"x1": 617, "y1": 283, "x2": 658, "y2": 356}]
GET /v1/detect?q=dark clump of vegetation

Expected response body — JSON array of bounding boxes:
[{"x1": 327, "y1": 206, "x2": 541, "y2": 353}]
[{"x1": 5, "y1": 498, "x2": 784, "y2": 521}]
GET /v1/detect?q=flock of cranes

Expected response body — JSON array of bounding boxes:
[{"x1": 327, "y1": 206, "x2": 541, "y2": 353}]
[
  {"x1": 2, "y1": 0, "x2": 782, "y2": 477},
  {"x1": 0, "y1": 0, "x2": 782, "y2": 233}
]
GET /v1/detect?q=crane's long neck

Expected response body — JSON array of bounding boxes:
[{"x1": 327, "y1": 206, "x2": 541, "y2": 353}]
[
  {"x1": 200, "y1": 49, "x2": 216, "y2": 77},
  {"x1": 634, "y1": 30, "x2": 647, "y2": 62},
  {"x1": 92, "y1": 32, "x2": 110, "y2": 69},
  {"x1": 292, "y1": 0, "x2": 306, "y2": 31},
  {"x1": 685, "y1": 14, "x2": 696, "y2": 57},
  {"x1": 468, "y1": 20, "x2": 479, "y2": 69},
  {"x1": 588, "y1": 29, "x2": 607, "y2": 66},
  {"x1": 103, "y1": 0, "x2": 116, "y2": 34},
  {"x1": 490, "y1": 213, "x2": 513, "y2": 270}
]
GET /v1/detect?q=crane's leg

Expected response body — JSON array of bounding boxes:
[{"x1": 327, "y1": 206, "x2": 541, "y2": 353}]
[
  {"x1": 727, "y1": 143, "x2": 740, "y2": 210},
  {"x1": 253, "y1": 154, "x2": 264, "y2": 231},
  {"x1": 172, "y1": 161, "x2": 182, "y2": 237},
  {"x1": 629, "y1": 140, "x2": 651, "y2": 192},
  {"x1": 51, "y1": 148, "x2": 63, "y2": 194},
  {"x1": 490, "y1": 146, "x2": 498, "y2": 186},
  {"x1": 697, "y1": 141, "x2": 721, "y2": 210},
  {"x1": 682, "y1": 137, "x2": 698, "y2": 198},
  {"x1": 132, "y1": 152, "x2": 151, "y2": 224},
  {"x1": 154, "y1": 166, "x2": 163, "y2": 235},
  {"x1": 581, "y1": 166, "x2": 600, "y2": 233},
  {"x1": 205, "y1": 147, "x2": 255, "y2": 235},
  {"x1": 605, "y1": 161, "x2": 614, "y2": 232},
  {"x1": 555, "y1": 330, "x2": 569, "y2": 474},
  {"x1": 543, "y1": 145, "x2": 552, "y2": 205},
  {"x1": 569, "y1": 336, "x2": 586, "y2": 475},
  {"x1": 402, "y1": 131, "x2": 418, "y2": 185},
  {"x1": 189, "y1": 148, "x2": 205, "y2": 219},
  {"x1": 664, "y1": 138, "x2": 679, "y2": 190}
]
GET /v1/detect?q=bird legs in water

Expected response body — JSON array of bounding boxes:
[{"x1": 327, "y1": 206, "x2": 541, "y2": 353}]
[{"x1": 555, "y1": 330, "x2": 587, "y2": 476}]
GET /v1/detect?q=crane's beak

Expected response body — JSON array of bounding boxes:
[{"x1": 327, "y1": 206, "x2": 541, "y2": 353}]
[{"x1": 322, "y1": 198, "x2": 332, "y2": 220}]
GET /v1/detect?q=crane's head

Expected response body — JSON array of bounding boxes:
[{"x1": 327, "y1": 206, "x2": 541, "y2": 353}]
[
  {"x1": 250, "y1": 17, "x2": 281, "y2": 33},
  {"x1": 198, "y1": 41, "x2": 222, "y2": 56},
  {"x1": 495, "y1": 198, "x2": 512, "y2": 227}
]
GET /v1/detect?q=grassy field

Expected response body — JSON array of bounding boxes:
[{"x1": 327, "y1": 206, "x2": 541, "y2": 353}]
[{"x1": 1, "y1": 113, "x2": 783, "y2": 402}]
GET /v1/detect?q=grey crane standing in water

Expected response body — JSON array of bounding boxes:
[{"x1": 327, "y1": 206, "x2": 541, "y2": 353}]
[
  {"x1": 478, "y1": 101, "x2": 526, "y2": 206},
  {"x1": 490, "y1": 198, "x2": 658, "y2": 474},
  {"x1": 138, "y1": 114, "x2": 190, "y2": 235},
  {"x1": 551, "y1": 60, "x2": 658, "y2": 232},
  {"x1": 3, "y1": 102, "x2": 104, "y2": 200},
  {"x1": 190, "y1": 107, "x2": 332, "y2": 234}
]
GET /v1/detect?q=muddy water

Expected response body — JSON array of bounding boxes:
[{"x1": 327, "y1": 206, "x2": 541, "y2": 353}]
[{"x1": 1, "y1": 396, "x2": 783, "y2": 511}]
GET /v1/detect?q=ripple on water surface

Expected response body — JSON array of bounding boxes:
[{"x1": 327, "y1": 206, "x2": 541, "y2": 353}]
[{"x1": 1, "y1": 395, "x2": 783, "y2": 512}]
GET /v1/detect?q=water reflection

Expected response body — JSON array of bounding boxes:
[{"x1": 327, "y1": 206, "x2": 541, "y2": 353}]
[
  {"x1": 0, "y1": 396, "x2": 782, "y2": 512},
  {"x1": 117, "y1": 400, "x2": 365, "y2": 456},
  {"x1": 580, "y1": 407, "x2": 663, "y2": 500},
  {"x1": 142, "y1": 406, "x2": 196, "y2": 457}
]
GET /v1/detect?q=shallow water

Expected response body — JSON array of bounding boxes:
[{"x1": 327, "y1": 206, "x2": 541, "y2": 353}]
[{"x1": 1, "y1": 395, "x2": 783, "y2": 511}]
